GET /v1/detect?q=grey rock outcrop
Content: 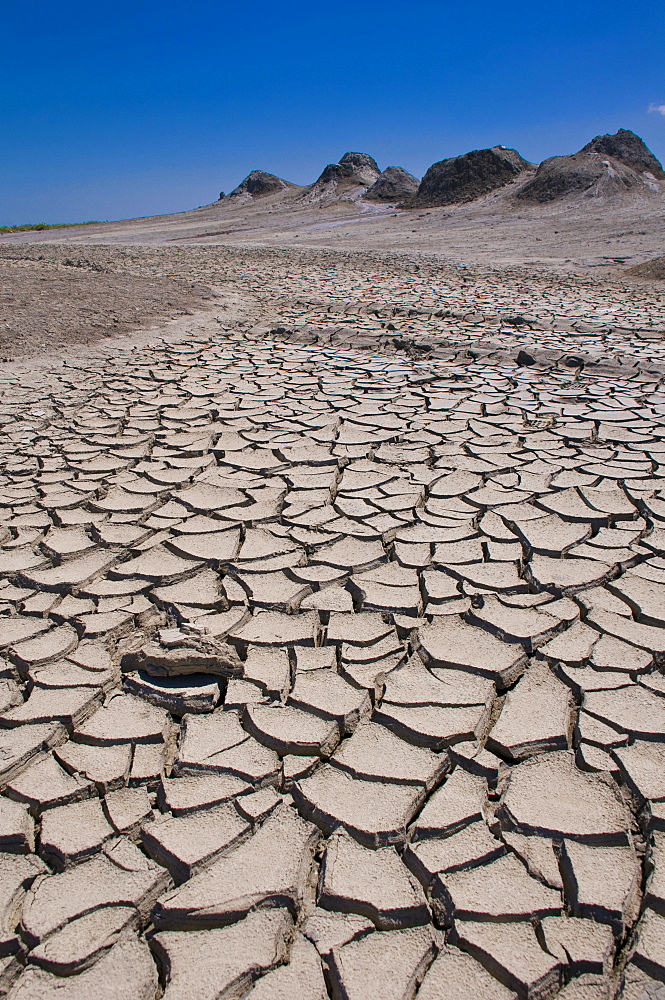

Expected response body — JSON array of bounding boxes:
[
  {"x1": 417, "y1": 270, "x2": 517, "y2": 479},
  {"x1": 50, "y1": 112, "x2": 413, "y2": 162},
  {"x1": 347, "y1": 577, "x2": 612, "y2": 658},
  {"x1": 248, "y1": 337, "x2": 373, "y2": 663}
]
[
  {"x1": 364, "y1": 166, "x2": 419, "y2": 202},
  {"x1": 314, "y1": 152, "x2": 381, "y2": 189},
  {"x1": 518, "y1": 129, "x2": 664, "y2": 203},
  {"x1": 411, "y1": 147, "x2": 532, "y2": 207},
  {"x1": 301, "y1": 152, "x2": 382, "y2": 203},
  {"x1": 581, "y1": 128, "x2": 664, "y2": 178},
  {"x1": 228, "y1": 170, "x2": 295, "y2": 199}
]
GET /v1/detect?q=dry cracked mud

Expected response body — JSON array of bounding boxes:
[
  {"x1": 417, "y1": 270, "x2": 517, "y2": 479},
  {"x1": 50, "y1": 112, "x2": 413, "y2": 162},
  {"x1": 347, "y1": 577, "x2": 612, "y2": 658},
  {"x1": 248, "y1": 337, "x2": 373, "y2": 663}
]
[{"x1": 0, "y1": 231, "x2": 663, "y2": 1000}]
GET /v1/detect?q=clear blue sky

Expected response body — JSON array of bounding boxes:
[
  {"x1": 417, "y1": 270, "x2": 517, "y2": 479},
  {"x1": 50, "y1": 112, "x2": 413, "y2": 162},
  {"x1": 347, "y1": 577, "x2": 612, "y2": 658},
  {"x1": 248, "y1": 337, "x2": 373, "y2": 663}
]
[{"x1": 2, "y1": 0, "x2": 664, "y2": 224}]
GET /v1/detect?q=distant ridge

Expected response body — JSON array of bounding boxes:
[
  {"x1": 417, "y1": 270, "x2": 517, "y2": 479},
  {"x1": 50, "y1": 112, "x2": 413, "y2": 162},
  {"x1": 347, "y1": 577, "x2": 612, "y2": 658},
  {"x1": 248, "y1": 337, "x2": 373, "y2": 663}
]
[{"x1": 218, "y1": 129, "x2": 663, "y2": 211}]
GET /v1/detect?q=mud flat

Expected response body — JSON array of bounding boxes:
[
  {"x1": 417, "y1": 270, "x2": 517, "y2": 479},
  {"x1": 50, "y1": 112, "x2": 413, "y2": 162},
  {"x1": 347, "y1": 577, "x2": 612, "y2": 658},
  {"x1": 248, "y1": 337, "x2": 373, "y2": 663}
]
[{"x1": 0, "y1": 204, "x2": 664, "y2": 999}]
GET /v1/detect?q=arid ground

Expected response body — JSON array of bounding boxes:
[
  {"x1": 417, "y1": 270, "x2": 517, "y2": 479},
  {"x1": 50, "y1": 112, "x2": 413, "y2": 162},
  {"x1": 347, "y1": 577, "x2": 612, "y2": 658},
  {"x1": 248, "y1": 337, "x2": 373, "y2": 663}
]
[{"x1": 0, "y1": 193, "x2": 664, "y2": 1000}]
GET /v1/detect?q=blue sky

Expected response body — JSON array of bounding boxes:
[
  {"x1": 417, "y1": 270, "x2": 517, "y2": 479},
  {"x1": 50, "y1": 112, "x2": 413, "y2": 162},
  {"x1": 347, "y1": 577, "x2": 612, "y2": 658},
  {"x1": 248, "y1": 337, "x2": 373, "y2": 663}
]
[{"x1": 2, "y1": 0, "x2": 664, "y2": 224}]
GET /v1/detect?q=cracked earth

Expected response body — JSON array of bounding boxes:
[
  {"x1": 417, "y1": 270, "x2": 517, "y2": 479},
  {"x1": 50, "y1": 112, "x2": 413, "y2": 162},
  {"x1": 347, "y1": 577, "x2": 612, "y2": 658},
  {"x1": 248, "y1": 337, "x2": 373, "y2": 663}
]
[{"x1": 0, "y1": 241, "x2": 664, "y2": 999}]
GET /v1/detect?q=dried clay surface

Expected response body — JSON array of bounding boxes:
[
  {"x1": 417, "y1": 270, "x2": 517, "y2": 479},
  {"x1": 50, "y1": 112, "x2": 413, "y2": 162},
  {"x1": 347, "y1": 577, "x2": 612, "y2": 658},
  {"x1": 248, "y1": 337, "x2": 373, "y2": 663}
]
[{"x1": 0, "y1": 220, "x2": 663, "y2": 1000}]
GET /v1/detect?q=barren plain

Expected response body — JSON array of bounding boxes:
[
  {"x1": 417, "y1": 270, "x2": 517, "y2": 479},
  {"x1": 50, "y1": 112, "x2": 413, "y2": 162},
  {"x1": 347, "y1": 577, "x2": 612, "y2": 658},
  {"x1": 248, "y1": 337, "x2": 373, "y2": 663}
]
[{"x1": 0, "y1": 180, "x2": 664, "y2": 1000}]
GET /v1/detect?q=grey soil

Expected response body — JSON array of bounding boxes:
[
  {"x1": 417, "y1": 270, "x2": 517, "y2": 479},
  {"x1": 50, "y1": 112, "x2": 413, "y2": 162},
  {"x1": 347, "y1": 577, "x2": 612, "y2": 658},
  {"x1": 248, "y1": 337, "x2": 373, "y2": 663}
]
[
  {"x1": 0, "y1": 171, "x2": 665, "y2": 999},
  {"x1": 0, "y1": 254, "x2": 214, "y2": 360}
]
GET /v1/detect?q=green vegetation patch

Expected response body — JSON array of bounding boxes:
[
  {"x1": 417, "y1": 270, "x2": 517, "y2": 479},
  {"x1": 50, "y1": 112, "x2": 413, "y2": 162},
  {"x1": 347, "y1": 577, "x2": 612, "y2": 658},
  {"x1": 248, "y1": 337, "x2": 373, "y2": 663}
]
[{"x1": 0, "y1": 221, "x2": 102, "y2": 234}]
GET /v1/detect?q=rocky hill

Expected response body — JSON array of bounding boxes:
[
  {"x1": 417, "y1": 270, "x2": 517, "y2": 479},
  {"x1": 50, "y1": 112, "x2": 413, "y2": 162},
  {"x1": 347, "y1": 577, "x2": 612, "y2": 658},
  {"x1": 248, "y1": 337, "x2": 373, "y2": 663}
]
[
  {"x1": 517, "y1": 130, "x2": 664, "y2": 203},
  {"x1": 317, "y1": 151, "x2": 380, "y2": 187},
  {"x1": 409, "y1": 146, "x2": 533, "y2": 207},
  {"x1": 225, "y1": 170, "x2": 298, "y2": 200},
  {"x1": 216, "y1": 130, "x2": 662, "y2": 214},
  {"x1": 581, "y1": 128, "x2": 665, "y2": 178},
  {"x1": 364, "y1": 166, "x2": 420, "y2": 201},
  {"x1": 299, "y1": 152, "x2": 381, "y2": 204}
]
